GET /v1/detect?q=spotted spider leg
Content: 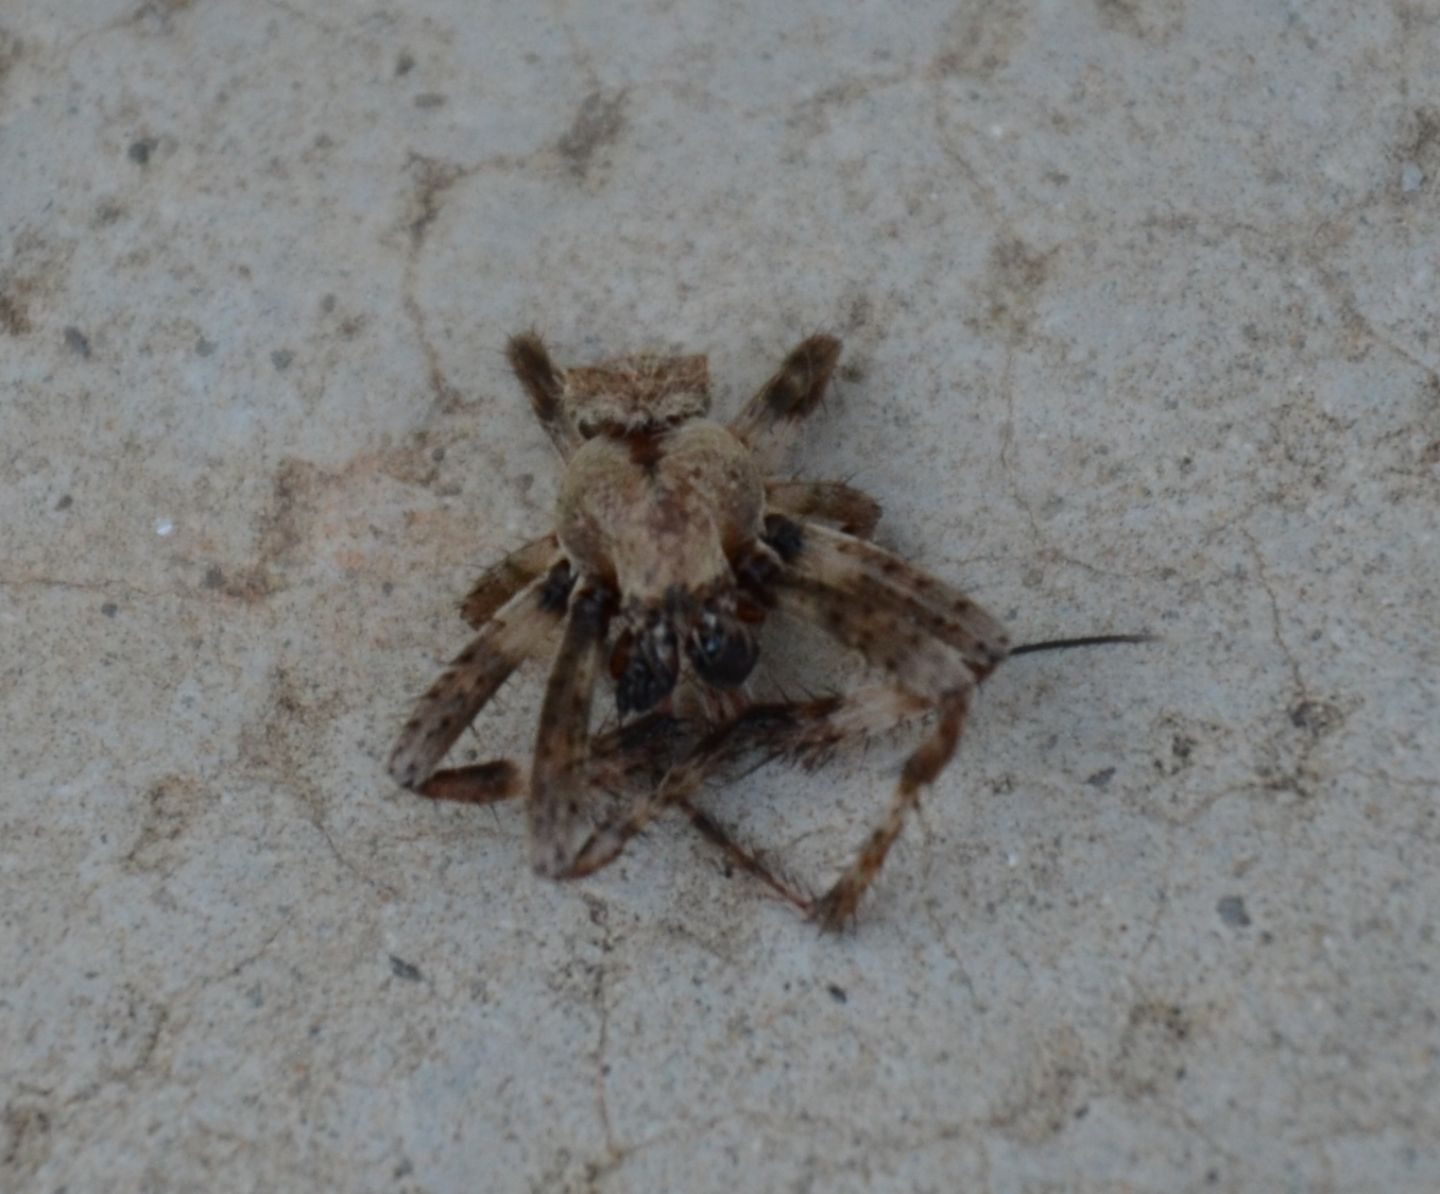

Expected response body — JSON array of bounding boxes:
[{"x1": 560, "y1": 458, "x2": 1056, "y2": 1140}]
[
  {"x1": 763, "y1": 479, "x2": 882, "y2": 539},
  {"x1": 507, "y1": 332, "x2": 582, "y2": 458},
  {"x1": 389, "y1": 560, "x2": 574, "y2": 796},
  {"x1": 527, "y1": 583, "x2": 612, "y2": 876},
  {"x1": 405, "y1": 713, "x2": 677, "y2": 807},
  {"x1": 459, "y1": 533, "x2": 560, "y2": 628},
  {"x1": 730, "y1": 334, "x2": 843, "y2": 468},
  {"x1": 783, "y1": 520, "x2": 1011, "y2": 676},
  {"x1": 764, "y1": 515, "x2": 1011, "y2": 927}
]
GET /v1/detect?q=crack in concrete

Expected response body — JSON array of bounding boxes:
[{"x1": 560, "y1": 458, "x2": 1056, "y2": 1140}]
[
  {"x1": 924, "y1": 900, "x2": 986, "y2": 1016},
  {"x1": 310, "y1": 815, "x2": 397, "y2": 901},
  {"x1": 0, "y1": 574, "x2": 169, "y2": 601},
  {"x1": 584, "y1": 895, "x2": 621, "y2": 1166},
  {"x1": 997, "y1": 345, "x2": 1045, "y2": 550}
]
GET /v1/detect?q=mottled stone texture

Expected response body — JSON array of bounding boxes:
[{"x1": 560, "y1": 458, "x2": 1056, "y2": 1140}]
[{"x1": 1, "y1": 2, "x2": 1436, "y2": 1191}]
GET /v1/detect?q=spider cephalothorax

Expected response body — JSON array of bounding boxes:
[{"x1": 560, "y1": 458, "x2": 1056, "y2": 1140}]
[{"x1": 390, "y1": 330, "x2": 1021, "y2": 927}]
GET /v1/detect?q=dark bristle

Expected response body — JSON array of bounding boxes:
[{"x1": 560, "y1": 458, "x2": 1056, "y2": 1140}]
[
  {"x1": 538, "y1": 561, "x2": 576, "y2": 613},
  {"x1": 762, "y1": 514, "x2": 805, "y2": 562},
  {"x1": 1010, "y1": 633, "x2": 1155, "y2": 657},
  {"x1": 568, "y1": 585, "x2": 613, "y2": 631}
]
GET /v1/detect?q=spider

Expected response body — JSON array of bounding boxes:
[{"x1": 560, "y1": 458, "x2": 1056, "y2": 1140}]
[{"x1": 389, "y1": 331, "x2": 1142, "y2": 929}]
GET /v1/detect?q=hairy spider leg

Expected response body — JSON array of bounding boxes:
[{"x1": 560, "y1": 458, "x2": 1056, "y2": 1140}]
[
  {"x1": 730, "y1": 334, "x2": 842, "y2": 468},
  {"x1": 763, "y1": 479, "x2": 882, "y2": 539},
  {"x1": 528, "y1": 584, "x2": 612, "y2": 876},
  {"x1": 390, "y1": 561, "x2": 575, "y2": 792},
  {"x1": 507, "y1": 332, "x2": 583, "y2": 458},
  {"x1": 459, "y1": 533, "x2": 560, "y2": 628}
]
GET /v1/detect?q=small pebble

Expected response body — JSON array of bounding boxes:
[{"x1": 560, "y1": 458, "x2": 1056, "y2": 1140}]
[{"x1": 1217, "y1": 895, "x2": 1251, "y2": 928}]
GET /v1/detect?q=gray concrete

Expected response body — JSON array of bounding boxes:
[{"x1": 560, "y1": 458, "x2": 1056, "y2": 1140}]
[{"x1": 3, "y1": 2, "x2": 1437, "y2": 1191}]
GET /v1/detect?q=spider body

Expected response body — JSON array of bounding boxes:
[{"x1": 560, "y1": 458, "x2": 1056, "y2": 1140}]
[
  {"x1": 389, "y1": 331, "x2": 1012, "y2": 927},
  {"x1": 557, "y1": 419, "x2": 766, "y2": 712}
]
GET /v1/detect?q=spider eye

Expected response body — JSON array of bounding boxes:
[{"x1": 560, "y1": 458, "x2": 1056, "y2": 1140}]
[
  {"x1": 687, "y1": 613, "x2": 757, "y2": 689},
  {"x1": 614, "y1": 619, "x2": 678, "y2": 714}
]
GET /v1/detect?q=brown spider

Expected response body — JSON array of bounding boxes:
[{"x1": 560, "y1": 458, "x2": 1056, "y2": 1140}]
[{"x1": 389, "y1": 332, "x2": 1138, "y2": 929}]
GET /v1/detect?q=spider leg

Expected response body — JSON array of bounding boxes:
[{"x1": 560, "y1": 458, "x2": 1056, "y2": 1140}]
[
  {"x1": 558, "y1": 683, "x2": 922, "y2": 893},
  {"x1": 460, "y1": 533, "x2": 561, "y2": 628},
  {"x1": 410, "y1": 713, "x2": 684, "y2": 806},
  {"x1": 772, "y1": 517, "x2": 1010, "y2": 675},
  {"x1": 409, "y1": 707, "x2": 808, "y2": 906},
  {"x1": 529, "y1": 583, "x2": 613, "y2": 876},
  {"x1": 709, "y1": 686, "x2": 929, "y2": 771},
  {"x1": 411, "y1": 760, "x2": 524, "y2": 804},
  {"x1": 507, "y1": 331, "x2": 582, "y2": 459},
  {"x1": 557, "y1": 703, "x2": 819, "y2": 906},
  {"x1": 760, "y1": 515, "x2": 993, "y2": 929},
  {"x1": 678, "y1": 800, "x2": 814, "y2": 911},
  {"x1": 764, "y1": 479, "x2": 882, "y2": 539},
  {"x1": 729, "y1": 334, "x2": 842, "y2": 466},
  {"x1": 390, "y1": 561, "x2": 575, "y2": 791}
]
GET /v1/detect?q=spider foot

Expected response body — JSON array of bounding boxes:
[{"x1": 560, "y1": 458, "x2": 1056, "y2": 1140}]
[
  {"x1": 808, "y1": 877, "x2": 864, "y2": 933},
  {"x1": 415, "y1": 760, "x2": 521, "y2": 803}
]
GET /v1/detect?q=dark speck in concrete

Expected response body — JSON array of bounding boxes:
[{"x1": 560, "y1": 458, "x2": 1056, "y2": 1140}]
[
  {"x1": 557, "y1": 89, "x2": 628, "y2": 179},
  {"x1": 390, "y1": 955, "x2": 423, "y2": 982},
  {"x1": 1217, "y1": 895, "x2": 1251, "y2": 928},
  {"x1": 0, "y1": 293, "x2": 31, "y2": 335},
  {"x1": 64, "y1": 327, "x2": 91, "y2": 357},
  {"x1": 195, "y1": 336, "x2": 216, "y2": 356},
  {"x1": 414, "y1": 93, "x2": 446, "y2": 109},
  {"x1": 56, "y1": 494, "x2": 73, "y2": 511},
  {"x1": 203, "y1": 565, "x2": 225, "y2": 590},
  {"x1": 1084, "y1": 767, "x2": 1116, "y2": 788},
  {"x1": 128, "y1": 139, "x2": 155, "y2": 165},
  {"x1": 270, "y1": 348, "x2": 294, "y2": 371},
  {"x1": 1289, "y1": 699, "x2": 1342, "y2": 737},
  {"x1": 395, "y1": 51, "x2": 415, "y2": 76},
  {"x1": 827, "y1": 983, "x2": 848, "y2": 1004},
  {"x1": 101, "y1": 602, "x2": 118, "y2": 617}
]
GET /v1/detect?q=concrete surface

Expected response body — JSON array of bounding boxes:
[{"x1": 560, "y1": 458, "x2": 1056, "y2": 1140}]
[{"x1": 2, "y1": 2, "x2": 1437, "y2": 1191}]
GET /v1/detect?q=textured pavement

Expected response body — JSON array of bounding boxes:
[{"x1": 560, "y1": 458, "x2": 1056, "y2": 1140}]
[{"x1": 2, "y1": 2, "x2": 1437, "y2": 1191}]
